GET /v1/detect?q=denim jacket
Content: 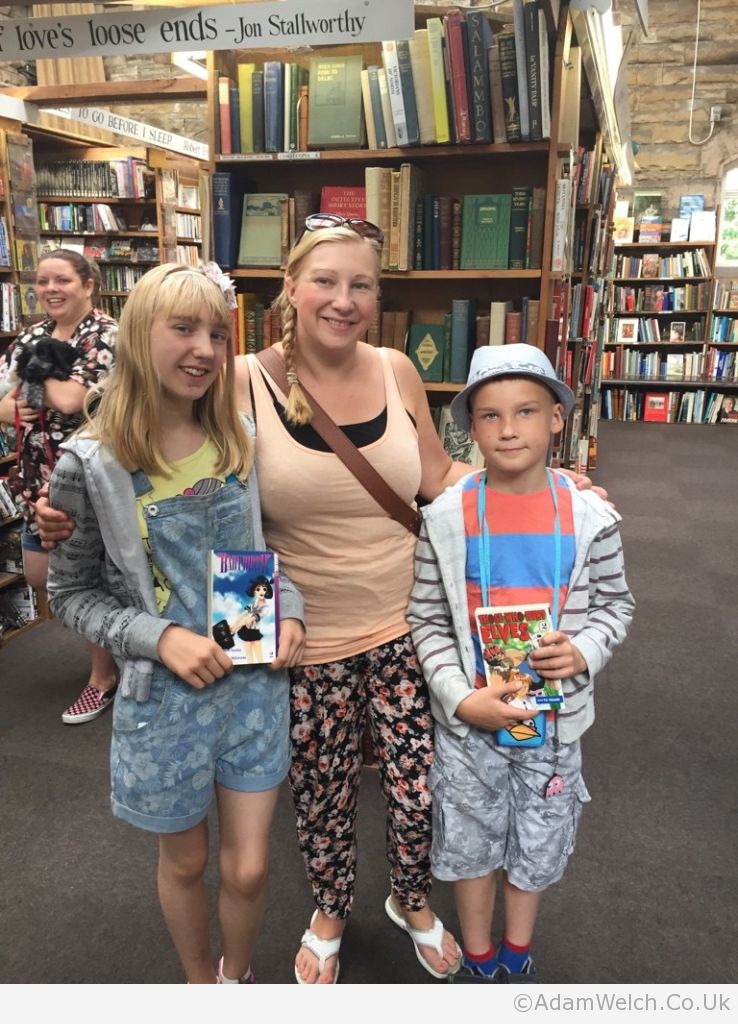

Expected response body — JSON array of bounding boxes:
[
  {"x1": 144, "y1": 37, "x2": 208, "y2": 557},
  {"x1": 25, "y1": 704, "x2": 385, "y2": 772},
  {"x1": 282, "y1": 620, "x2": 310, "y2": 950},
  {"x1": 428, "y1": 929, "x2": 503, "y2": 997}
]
[{"x1": 47, "y1": 417, "x2": 304, "y2": 702}]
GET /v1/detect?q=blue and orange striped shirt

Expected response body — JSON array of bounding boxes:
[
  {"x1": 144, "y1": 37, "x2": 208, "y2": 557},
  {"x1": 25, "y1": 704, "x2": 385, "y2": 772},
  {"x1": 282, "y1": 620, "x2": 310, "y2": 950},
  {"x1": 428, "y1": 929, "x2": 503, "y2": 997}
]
[{"x1": 462, "y1": 471, "x2": 576, "y2": 687}]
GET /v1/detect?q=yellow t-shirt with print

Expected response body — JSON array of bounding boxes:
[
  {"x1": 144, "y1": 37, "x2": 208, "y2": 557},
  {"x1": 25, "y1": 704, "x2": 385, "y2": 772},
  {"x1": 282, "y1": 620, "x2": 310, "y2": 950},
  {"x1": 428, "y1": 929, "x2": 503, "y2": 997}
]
[{"x1": 136, "y1": 438, "x2": 227, "y2": 613}]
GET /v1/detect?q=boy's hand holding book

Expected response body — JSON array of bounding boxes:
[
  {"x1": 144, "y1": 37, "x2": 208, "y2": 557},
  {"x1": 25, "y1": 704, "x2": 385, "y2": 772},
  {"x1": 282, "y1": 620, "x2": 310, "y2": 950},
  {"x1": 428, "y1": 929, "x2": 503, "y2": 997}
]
[
  {"x1": 529, "y1": 632, "x2": 587, "y2": 679},
  {"x1": 456, "y1": 678, "x2": 540, "y2": 732},
  {"x1": 158, "y1": 624, "x2": 233, "y2": 689}
]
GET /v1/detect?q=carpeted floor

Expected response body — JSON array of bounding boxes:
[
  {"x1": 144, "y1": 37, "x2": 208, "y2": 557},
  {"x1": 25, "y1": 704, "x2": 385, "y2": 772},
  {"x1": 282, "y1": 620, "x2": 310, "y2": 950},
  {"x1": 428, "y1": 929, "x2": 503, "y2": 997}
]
[{"x1": 1, "y1": 420, "x2": 736, "y2": 984}]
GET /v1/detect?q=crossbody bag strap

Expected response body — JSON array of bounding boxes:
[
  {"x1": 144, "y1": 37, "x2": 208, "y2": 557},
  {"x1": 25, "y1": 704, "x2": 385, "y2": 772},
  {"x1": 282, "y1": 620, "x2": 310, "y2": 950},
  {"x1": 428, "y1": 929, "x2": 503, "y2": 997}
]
[{"x1": 255, "y1": 347, "x2": 422, "y2": 537}]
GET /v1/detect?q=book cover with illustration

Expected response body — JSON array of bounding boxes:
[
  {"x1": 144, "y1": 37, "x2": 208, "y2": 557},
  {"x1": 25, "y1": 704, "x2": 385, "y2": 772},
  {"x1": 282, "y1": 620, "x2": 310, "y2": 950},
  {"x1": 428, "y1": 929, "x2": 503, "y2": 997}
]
[
  {"x1": 475, "y1": 604, "x2": 564, "y2": 710},
  {"x1": 208, "y1": 550, "x2": 279, "y2": 665}
]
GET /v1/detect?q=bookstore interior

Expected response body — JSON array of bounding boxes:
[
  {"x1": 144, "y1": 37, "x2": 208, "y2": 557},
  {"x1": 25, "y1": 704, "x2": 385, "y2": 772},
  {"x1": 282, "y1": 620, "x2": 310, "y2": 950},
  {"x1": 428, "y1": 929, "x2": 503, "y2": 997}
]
[{"x1": 0, "y1": 0, "x2": 736, "y2": 644}]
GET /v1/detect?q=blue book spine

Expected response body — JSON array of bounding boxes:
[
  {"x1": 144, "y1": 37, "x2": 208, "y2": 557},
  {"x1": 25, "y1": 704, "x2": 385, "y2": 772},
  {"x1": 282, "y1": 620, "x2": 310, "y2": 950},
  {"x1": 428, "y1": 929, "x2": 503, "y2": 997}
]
[
  {"x1": 230, "y1": 86, "x2": 241, "y2": 154},
  {"x1": 450, "y1": 298, "x2": 475, "y2": 384},
  {"x1": 264, "y1": 62, "x2": 284, "y2": 154}
]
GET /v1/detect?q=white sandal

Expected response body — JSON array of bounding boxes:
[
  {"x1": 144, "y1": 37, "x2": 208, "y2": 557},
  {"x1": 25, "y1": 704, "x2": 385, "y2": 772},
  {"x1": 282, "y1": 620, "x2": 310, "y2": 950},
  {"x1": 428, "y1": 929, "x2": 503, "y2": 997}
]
[
  {"x1": 294, "y1": 910, "x2": 342, "y2": 984},
  {"x1": 384, "y1": 895, "x2": 461, "y2": 980}
]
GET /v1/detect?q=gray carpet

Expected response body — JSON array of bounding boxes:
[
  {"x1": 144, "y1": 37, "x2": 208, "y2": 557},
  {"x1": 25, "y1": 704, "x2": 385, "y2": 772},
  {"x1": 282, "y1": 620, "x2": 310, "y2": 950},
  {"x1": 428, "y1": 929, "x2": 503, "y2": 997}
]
[{"x1": 1, "y1": 421, "x2": 736, "y2": 983}]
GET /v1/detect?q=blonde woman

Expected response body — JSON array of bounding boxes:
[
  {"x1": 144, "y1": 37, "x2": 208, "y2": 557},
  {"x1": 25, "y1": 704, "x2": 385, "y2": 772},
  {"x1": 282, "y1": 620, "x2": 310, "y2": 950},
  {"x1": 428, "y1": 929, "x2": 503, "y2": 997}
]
[{"x1": 45, "y1": 264, "x2": 305, "y2": 983}]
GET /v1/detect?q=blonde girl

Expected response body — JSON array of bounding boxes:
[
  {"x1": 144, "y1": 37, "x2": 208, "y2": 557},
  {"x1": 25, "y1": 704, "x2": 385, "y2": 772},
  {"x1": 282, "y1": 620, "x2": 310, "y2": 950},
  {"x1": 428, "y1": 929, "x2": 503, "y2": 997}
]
[{"x1": 46, "y1": 264, "x2": 305, "y2": 984}]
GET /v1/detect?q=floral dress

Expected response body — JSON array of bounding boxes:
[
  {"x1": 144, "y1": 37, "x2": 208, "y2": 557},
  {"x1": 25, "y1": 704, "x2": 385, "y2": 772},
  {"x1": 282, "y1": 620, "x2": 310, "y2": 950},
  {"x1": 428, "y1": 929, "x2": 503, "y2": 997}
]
[{"x1": 0, "y1": 310, "x2": 117, "y2": 531}]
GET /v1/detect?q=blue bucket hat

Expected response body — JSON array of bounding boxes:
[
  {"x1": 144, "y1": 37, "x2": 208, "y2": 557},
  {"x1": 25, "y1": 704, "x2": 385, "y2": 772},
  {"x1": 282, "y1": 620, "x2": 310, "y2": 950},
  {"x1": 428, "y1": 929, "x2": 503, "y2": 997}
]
[{"x1": 450, "y1": 343, "x2": 575, "y2": 433}]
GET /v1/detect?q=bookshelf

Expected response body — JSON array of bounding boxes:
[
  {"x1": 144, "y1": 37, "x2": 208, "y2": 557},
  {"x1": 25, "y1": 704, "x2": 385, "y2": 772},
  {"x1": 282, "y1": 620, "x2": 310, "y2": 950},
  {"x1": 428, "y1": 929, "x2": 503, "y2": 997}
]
[
  {"x1": 599, "y1": 237, "x2": 737, "y2": 424},
  {"x1": 204, "y1": 3, "x2": 590, "y2": 398}
]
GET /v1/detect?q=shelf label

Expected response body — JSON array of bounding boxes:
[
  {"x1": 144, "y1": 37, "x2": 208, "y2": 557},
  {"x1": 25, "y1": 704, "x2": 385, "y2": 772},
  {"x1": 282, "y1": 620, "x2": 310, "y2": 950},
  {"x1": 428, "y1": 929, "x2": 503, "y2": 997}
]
[
  {"x1": 0, "y1": 2, "x2": 415, "y2": 60},
  {"x1": 42, "y1": 106, "x2": 210, "y2": 162},
  {"x1": 276, "y1": 152, "x2": 322, "y2": 161}
]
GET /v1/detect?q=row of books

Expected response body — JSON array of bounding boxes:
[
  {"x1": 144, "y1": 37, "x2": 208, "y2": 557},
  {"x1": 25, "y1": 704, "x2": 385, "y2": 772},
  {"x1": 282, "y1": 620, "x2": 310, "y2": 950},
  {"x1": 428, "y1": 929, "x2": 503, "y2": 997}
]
[
  {"x1": 713, "y1": 280, "x2": 738, "y2": 311},
  {"x1": 217, "y1": 2, "x2": 553, "y2": 156},
  {"x1": 36, "y1": 158, "x2": 155, "y2": 200},
  {"x1": 0, "y1": 477, "x2": 21, "y2": 520},
  {"x1": 602, "y1": 388, "x2": 736, "y2": 424},
  {"x1": 569, "y1": 283, "x2": 605, "y2": 342},
  {"x1": 0, "y1": 526, "x2": 22, "y2": 575},
  {"x1": 0, "y1": 583, "x2": 38, "y2": 641},
  {"x1": 98, "y1": 265, "x2": 148, "y2": 291},
  {"x1": 175, "y1": 244, "x2": 201, "y2": 267},
  {"x1": 710, "y1": 316, "x2": 738, "y2": 343},
  {"x1": 612, "y1": 249, "x2": 712, "y2": 279},
  {"x1": 0, "y1": 217, "x2": 10, "y2": 267},
  {"x1": 38, "y1": 202, "x2": 133, "y2": 234},
  {"x1": 40, "y1": 237, "x2": 160, "y2": 265},
  {"x1": 175, "y1": 213, "x2": 201, "y2": 240},
  {"x1": 601, "y1": 350, "x2": 705, "y2": 381},
  {"x1": 0, "y1": 282, "x2": 20, "y2": 333},
  {"x1": 613, "y1": 283, "x2": 710, "y2": 313},
  {"x1": 610, "y1": 317, "x2": 707, "y2": 345},
  {"x1": 706, "y1": 348, "x2": 738, "y2": 381}
]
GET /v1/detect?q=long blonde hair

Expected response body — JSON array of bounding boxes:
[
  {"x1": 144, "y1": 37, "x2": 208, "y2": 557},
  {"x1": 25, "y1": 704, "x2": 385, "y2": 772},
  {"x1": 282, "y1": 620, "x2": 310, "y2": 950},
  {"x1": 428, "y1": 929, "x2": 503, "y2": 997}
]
[
  {"x1": 274, "y1": 226, "x2": 381, "y2": 425},
  {"x1": 85, "y1": 263, "x2": 252, "y2": 478}
]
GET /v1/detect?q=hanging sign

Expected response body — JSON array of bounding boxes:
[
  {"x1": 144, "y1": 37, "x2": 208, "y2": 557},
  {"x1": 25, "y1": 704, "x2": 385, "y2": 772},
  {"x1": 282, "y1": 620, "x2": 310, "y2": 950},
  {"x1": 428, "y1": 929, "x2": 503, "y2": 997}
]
[
  {"x1": 44, "y1": 106, "x2": 210, "y2": 161},
  {"x1": 0, "y1": 1, "x2": 414, "y2": 61}
]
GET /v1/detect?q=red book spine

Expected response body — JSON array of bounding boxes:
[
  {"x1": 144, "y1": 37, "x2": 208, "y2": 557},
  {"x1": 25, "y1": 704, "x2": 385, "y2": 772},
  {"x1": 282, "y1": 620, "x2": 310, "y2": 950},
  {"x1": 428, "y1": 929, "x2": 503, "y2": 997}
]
[{"x1": 444, "y1": 11, "x2": 471, "y2": 143}]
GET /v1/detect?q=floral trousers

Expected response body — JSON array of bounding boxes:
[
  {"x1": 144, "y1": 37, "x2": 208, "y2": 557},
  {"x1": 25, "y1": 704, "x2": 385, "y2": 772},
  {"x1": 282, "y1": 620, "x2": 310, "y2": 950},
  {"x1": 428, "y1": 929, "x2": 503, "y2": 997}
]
[{"x1": 288, "y1": 632, "x2": 435, "y2": 919}]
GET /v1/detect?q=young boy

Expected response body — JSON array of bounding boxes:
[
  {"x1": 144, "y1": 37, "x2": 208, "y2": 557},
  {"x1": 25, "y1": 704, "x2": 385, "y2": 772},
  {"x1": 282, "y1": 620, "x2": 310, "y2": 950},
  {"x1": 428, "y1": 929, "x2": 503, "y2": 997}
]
[{"x1": 408, "y1": 344, "x2": 634, "y2": 982}]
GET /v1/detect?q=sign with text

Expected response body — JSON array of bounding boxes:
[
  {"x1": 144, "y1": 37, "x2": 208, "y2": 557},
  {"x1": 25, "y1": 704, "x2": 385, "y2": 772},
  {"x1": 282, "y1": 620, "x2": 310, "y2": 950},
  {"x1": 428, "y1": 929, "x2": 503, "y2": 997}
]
[
  {"x1": 44, "y1": 106, "x2": 210, "y2": 161},
  {"x1": 0, "y1": 1, "x2": 415, "y2": 61}
]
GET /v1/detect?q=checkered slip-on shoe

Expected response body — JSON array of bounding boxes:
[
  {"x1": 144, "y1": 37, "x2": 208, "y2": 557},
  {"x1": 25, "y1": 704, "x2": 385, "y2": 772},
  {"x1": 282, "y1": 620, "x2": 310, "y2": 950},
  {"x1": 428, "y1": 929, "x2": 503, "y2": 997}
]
[
  {"x1": 216, "y1": 956, "x2": 255, "y2": 984},
  {"x1": 61, "y1": 683, "x2": 117, "y2": 725}
]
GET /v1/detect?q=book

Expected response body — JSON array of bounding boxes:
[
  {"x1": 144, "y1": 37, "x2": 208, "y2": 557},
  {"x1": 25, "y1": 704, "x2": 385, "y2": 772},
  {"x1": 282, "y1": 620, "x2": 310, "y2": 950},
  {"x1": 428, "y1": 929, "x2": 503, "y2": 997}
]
[
  {"x1": 498, "y1": 26, "x2": 522, "y2": 142},
  {"x1": 237, "y1": 62, "x2": 256, "y2": 153},
  {"x1": 444, "y1": 8, "x2": 471, "y2": 143},
  {"x1": 449, "y1": 298, "x2": 477, "y2": 383},
  {"x1": 523, "y1": 0, "x2": 543, "y2": 141},
  {"x1": 612, "y1": 215, "x2": 634, "y2": 244},
  {"x1": 252, "y1": 70, "x2": 265, "y2": 152},
  {"x1": 307, "y1": 54, "x2": 364, "y2": 149},
  {"x1": 475, "y1": 604, "x2": 564, "y2": 710},
  {"x1": 643, "y1": 392, "x2": 669, "y2": 422},
  {"x1": 509, "y1": 187, "x2": 532, "y2": 269},
  {"x1": 465, "y1": 10, "x2": 493, "y2": 145},
  {"x1": 230, "y1": 85, "x2": 241, "y2": 155},
  {"x1": 638, "y1": 217, "x2": 663, "y2": 244},
  {"x1": 551, "y1": 173, "x2": 572, "y2": 272},
  {"x1": 558, "y1": 43, "x2": 581, "y2": 148},
  {"x1": 426, "y1": 17, "x2": 451, "y2": 144},
  {"x1": 407, "y1": 322, "x2": 445, "y2": 382},
  {"x1": 409, "y1": 29, "x2": 437, "y2": 145},
  {"x1": 395, "y1": 39, "x2": 421, "y2": 147},
  {"x1": 218, "y1": 76, "x2": 233, "y2": 154},
  {"x1": 360, "y1": 68, "x2": 378, "y2": 150},
  {"x1": 512, "y1": 0, "x2": 532, "y2": 142},
  {"x1": 641, "y1": 253, "x2": 660, "y2": 278},
  {"x1": 436, "y1": 404, "x2": 484, "y2": 464},
  {"x1": 488, "y1": 36, "x2": 507, "y2": 144},
  {"x1": 689, "y1": 209, "x2": 716, "y2": 241},
  {"x1": 366, "y1": 66, "x2": 387, "y2": 149},
  {"x1": 381, "y1": 40, "x2": 409, "y2": 146},
  {"x1": 670, "y1": 217, "x2": 689, "y2": 242},
  {"x1": 320, "y1": 186, "x2": 366, "y2": 219},
  {"x1": 460, "y1": 194, "x2": 512, "y2": 270},
  {"x1": 264, "y1": 61, "x2": 284, "y2": 154},
  {"x1": 615, "y1": 317, "x2": 639, "y2": 343},
  {"x1": 633, "y1": 191, "x2": 662, "y2": 226},
  {"x1": 679, "y1": 194, "x2": 705, "y2": 220},
  {"x1": 237, "y1": 193, "x2": 287, "y2": 268},
  {"x1": 212, "y1": 172, "x2": 251, "y2": 269},
  {"x1": 209, "y1": 551, "x2": 279, "y2": 665},
  {"x1": 376, "y1": 66, "x2": 397, "y2": 149}
]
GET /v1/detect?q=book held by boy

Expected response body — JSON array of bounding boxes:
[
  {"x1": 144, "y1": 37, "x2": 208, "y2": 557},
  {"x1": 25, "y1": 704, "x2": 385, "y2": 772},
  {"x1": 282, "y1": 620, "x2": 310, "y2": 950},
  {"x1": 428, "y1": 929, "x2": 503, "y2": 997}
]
[
  {"x1": 209, "y1": 551, "x2": 279, "y2": 666},
  {"x1": 475, "y1": 603, "x2": 564, "y2": 710}
]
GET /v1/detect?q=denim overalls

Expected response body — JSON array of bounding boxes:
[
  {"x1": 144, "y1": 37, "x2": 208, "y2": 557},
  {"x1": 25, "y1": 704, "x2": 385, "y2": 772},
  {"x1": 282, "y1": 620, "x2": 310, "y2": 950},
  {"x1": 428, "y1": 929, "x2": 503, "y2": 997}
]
[{"x1": 110, "y1": 471, "x2": 290, "y2": 834}]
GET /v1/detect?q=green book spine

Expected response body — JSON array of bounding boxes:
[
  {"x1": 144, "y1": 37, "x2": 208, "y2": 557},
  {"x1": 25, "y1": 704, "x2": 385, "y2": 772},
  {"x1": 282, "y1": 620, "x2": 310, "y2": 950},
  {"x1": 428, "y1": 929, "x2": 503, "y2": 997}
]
[
  {"x1": 408, "y1": 323, "x2": 445, "y2": 382},
  {"x1": 308, "y1": 54, "x2": 364, "y2": 148},
  {"x1": 460, "y1": 194, "x2": 512, "y2": 269},
  {"x1": 509, "y1": 187, "x2": 532, "y2": 269}
]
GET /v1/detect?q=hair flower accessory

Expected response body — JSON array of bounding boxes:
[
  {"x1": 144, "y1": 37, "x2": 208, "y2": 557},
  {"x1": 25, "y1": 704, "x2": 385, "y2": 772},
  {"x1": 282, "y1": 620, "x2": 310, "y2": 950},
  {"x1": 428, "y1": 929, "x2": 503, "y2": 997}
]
[{"x1": 200, "y1": 261, "x2": 237, "y2": 310}]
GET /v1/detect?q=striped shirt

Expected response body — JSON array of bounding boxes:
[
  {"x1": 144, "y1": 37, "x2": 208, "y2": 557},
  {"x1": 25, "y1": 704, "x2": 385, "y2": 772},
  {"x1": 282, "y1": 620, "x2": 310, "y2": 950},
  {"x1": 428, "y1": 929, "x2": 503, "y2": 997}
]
[{"x1": 462, "y1": 472, "x2": 575, "y2": 686}]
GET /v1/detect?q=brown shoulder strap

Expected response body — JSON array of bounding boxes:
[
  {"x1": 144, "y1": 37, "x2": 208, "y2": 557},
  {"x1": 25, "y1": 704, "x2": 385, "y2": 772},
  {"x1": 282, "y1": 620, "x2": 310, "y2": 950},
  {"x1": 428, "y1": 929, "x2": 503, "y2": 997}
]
[{"x1": 256, "y1": 348, "x2": 422, "y2": 536}]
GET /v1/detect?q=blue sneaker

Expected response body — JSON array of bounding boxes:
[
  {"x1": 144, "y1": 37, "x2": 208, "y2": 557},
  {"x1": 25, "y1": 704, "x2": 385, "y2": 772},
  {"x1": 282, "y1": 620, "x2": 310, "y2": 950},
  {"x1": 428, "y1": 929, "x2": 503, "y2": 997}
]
[
  {"x1": 449, "y1": 963, "x2": 497, "y2": 984},
  {"x1": 492, "y1": 958, "x2": 538, "y2": 983}
]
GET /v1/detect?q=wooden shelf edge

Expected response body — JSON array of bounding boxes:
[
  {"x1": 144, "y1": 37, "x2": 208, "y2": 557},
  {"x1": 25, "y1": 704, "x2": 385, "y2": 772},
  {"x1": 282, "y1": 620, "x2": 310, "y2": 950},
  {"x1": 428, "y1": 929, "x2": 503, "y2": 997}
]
[
  {"x1": 0, "y1": 571, "x2": 25, "y2": 591},
  {"x1": 0, "y1": 618, "x2": 44, "y2": 646}
]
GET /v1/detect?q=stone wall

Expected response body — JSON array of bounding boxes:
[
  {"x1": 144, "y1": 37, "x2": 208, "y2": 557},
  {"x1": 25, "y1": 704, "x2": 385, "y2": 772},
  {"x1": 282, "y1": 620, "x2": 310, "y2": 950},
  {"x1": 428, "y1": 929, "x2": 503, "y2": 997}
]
[{"x1": 618, "y1": 0, "x2": 737, "y2": 216}]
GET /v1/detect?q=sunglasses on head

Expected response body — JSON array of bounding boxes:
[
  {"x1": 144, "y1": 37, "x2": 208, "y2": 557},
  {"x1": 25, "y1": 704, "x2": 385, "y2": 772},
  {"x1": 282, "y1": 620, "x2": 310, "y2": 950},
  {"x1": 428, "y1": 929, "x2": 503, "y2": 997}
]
[{"x1": 300, "y1": 213, "x2": 384, "y2": 246}]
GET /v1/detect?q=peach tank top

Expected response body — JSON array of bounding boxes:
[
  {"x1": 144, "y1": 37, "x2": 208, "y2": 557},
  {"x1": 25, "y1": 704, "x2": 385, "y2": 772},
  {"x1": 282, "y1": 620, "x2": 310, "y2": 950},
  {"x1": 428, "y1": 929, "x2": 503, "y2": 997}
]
[{"x1": 247, "y1": 348, "x2": 422, "y2": 665}]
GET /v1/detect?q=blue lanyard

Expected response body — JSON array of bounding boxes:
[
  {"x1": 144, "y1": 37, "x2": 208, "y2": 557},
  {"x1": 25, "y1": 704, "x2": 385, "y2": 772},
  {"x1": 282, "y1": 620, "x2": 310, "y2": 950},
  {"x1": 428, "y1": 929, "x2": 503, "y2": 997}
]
[{"x1": 476, "y1": 469, "x2": 562, "y2": 630}]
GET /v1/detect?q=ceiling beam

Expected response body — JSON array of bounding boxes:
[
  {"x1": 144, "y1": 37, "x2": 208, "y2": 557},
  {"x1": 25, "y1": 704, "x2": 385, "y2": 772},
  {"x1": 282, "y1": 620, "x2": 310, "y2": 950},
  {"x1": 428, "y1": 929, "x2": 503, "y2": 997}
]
[{"x1": 0, "y1": 78, "x2": 207, "y2": 105}]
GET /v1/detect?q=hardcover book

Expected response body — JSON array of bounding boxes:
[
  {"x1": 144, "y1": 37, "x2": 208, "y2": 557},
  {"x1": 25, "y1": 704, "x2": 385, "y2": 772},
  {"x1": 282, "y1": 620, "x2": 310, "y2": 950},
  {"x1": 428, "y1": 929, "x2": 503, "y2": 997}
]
[
  {"x1": 209, "y1": 551, "x2": 279, "y2": 665},
  {"x1": 475, "y1": 603, "x2": 564, "y2": 710},
  {"x1": 237, "y1": 193, "x2": 287, "y2": 268},
  {"x1": 319, "y1": 186, "x2": 366, "y2": 219},
  {"x1": 308, "y1": 54, "x2": 364, "y2": 149},
  {"x1": 460, "y1": 194, "x2": 512, "y2": 270},
  {"x1": 407, "y1": 322, "x2": 445, "y2": 381}
]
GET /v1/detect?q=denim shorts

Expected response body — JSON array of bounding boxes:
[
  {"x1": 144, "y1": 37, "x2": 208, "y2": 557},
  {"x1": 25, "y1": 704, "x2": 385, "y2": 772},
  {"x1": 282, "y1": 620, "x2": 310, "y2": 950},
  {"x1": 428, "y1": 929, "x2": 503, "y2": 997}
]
[
  {"x1": 429, "y1": 724, "x2": 590, "y2": 891},
  {"x1": 21, "y1": 528, "x2": 45, "y2": 554},
  {"x1": 110, "y1": 662, "x2": 290, "y2": 834}
]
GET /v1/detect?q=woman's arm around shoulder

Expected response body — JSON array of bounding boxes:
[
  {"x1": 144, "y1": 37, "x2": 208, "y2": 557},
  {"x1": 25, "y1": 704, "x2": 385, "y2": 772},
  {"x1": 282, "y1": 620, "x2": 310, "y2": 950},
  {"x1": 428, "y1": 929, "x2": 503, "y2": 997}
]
[{"x1": 385, "y1": 348, "x2": 473, "y2": 502}]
